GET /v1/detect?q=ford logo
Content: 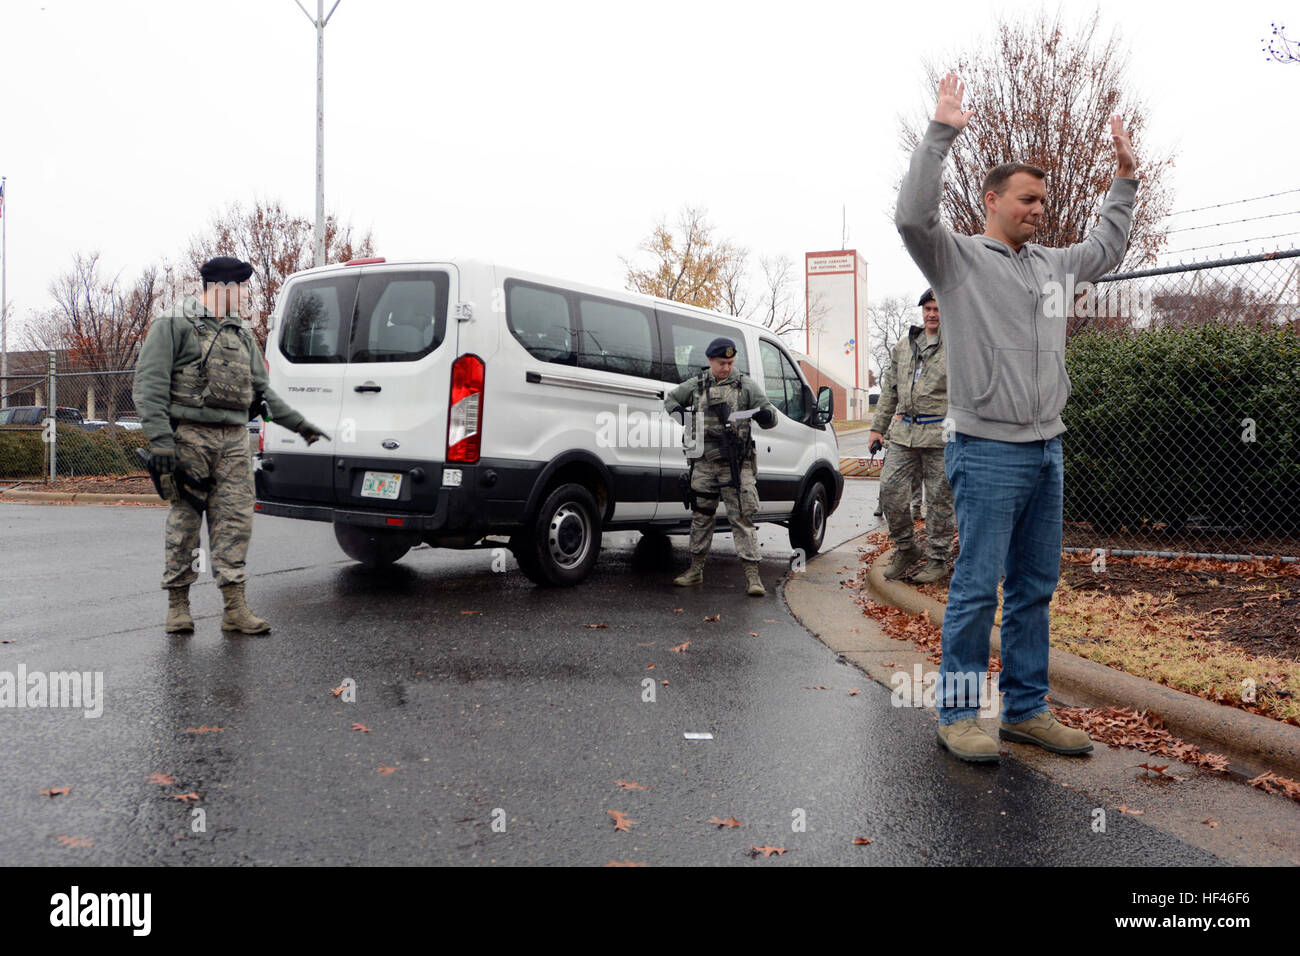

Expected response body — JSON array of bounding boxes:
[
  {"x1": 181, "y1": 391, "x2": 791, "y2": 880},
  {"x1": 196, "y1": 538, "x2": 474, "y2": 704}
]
[{"x1": 381, "y1": 440, "x2": 400, "y2": 450}]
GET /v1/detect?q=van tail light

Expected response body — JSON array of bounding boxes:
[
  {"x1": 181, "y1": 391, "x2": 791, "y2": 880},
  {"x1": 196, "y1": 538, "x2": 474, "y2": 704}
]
[
  {"x1": 447, "y1": 354, "x2": 485, "y2": 463},
  {"x1": 258, "y1": 420, "x2": 265, "y2": 454}
]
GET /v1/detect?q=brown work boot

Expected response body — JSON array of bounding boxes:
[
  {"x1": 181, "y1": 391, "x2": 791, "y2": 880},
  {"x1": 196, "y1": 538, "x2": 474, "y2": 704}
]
[
  {"x1": 912, "y1": 558, "x2": 949, "y2": 583},
  {"x1": 882, "y1": 544, "x2": 922, "y2": 580},
  {"x1": 1000, "y1": 711, "x2": 1094, "y2": 755},
  {"x1": 936, "y1": 718, "x2": 1000, "y2": 763},
  {"x1": 743, "y1": 563, "x2": 766, "y2": 597},
  {"x1": 673, "y1": 554, "x2": 706, "y2": 587},
  {"x1": 220, "y1": 582, "x2": 271, "y2": 634},
  {"x1": 165, "y1": 586, "x2": 194, "y2": 634}
]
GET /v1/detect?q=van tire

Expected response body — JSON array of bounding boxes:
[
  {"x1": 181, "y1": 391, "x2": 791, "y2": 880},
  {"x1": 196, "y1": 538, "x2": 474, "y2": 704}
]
[
  {"x1": 789, "y1": 480, "x2": 828, "y2": 557},
  {"x1": 334, "y1": 524, "x2": 415, "y2": 568},
  {"x1": 511, "y1": 482, "x2": 602, "y2": 586}
]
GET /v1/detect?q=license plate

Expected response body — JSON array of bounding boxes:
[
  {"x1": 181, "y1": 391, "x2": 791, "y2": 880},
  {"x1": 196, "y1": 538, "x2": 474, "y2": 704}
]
[{"x1": 360, "y1": 471, "x2": 403, "y2": 500}]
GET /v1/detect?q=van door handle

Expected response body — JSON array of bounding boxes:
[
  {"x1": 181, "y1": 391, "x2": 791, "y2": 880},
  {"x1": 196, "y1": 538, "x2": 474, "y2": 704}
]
[{"x1": 354, "y1": 382, "x2": 382, "y2": 393}]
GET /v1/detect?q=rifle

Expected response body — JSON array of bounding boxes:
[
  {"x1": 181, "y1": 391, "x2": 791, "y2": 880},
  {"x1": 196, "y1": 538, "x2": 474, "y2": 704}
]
[{"x1": 709, "y1": 401, "x2": 746, "y2": 492}]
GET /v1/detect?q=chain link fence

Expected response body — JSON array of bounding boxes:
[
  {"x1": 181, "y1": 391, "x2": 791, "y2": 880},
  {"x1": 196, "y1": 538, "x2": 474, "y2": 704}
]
[
  {"x1": 1062, "y1": 249, "x2": 1300, "y2": 560},
  {"x1": 0, "y1": 359, "x2": 148, "y2": 485}
]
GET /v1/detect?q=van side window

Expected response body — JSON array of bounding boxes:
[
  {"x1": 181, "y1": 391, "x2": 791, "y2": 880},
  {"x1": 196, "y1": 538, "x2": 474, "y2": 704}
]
[
  {"x1": 350, "y1": 272, "x2": 450, "y2": 363},
  {"x1": 781, "y1": 350, "x2": 808, "y2": 421},
  {"x1": 759, "y1": 339, "x2": 787, "y2": 416},
  {"x1": 280, "y1": 275, "x2": 359, "y2": 364},
  {"x1": 658, "y1": 311, "x2": 749, "y2": 383},
  {"x1": 576, "y1": 298, "x2": 655, "y2": 378},
  {"x1": 507, "y1": 283, "x2": 574, "y2": 364}
]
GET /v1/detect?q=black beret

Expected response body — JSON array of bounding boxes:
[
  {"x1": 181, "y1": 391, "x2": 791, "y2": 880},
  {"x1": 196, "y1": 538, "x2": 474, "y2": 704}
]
[
  {"x1": 705, "y1": 337, "x2": 737, "y2": 359},
  {"x1": 200, "y1": 256, "x2": 253, "y2": 284},
  {"x1": 918, "y1": 288, "x2": 936, "y2": 307}
]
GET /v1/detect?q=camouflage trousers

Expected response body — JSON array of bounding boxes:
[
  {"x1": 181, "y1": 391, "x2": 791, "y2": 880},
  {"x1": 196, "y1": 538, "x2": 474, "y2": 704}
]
[
  {"x1": 880, "y1": 441, "x2": 954, "y2": 560},
  {"x1": 162, "y1": 422, "x2": 255, "y2": 590},
  {"x1": 688, "y1": 457, "x2": 760, "y2": 562}
]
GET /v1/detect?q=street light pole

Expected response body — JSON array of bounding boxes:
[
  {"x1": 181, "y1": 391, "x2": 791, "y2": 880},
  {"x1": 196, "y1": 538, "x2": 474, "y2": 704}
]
[{"x1": 295, "y1": 0, "x2": 342, "y2": 269}]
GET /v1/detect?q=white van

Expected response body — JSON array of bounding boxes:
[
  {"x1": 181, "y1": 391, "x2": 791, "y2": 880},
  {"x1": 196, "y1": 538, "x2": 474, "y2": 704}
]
[{"x1": 254, "y1": 258, "x2": 844, "y2": 585}]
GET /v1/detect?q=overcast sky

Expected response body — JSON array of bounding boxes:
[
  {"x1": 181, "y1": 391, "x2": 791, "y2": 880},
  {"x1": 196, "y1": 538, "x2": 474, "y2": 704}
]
[{"x1": 1, "y1": 0, "x2": 1295, "y2": 347}]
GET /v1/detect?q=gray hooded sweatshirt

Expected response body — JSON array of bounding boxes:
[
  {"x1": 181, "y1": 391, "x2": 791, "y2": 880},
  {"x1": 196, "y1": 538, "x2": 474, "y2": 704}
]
[{"x1": 896, "y1": 120, "x2": 1138, "y2": 443}]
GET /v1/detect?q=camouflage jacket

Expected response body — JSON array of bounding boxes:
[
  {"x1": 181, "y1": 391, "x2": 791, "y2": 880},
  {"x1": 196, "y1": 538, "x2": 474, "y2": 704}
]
[
  {"x1": 871, "y1": 325, "x2": 947, "y2": 448},
  {"x1": 664, "y1": 369, "x2": 775, "y2": 464},
  {"x1": 133, "y1": 298, "x2": 306, "y2": 453}
]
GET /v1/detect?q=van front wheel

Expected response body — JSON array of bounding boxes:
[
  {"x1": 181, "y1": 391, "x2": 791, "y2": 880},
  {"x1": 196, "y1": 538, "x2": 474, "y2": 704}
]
[
  {"x1": 789, "y1": 480, "x2": 828, "y2": 556},
  {"x1": 512, "y1": 483, "x2": 602, "y2": 587},
  {"x1": 334, "y1": 524, "x2": 415, "y2": 568}
]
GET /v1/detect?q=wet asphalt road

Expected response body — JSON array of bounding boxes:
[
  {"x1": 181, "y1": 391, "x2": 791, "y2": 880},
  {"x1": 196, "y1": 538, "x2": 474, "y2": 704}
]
[{"x1": 0, "y1": 487, "x2": 1218, "y2": 866}]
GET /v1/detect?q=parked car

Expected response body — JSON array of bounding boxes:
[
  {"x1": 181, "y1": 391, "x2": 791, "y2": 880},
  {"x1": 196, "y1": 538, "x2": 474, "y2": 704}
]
[
  {"x1": 255, "y1": 257, "x2": 842, "y2": 584},
  {"x1": 0, "y1": 405, "x2": 88, "y2": 428}
]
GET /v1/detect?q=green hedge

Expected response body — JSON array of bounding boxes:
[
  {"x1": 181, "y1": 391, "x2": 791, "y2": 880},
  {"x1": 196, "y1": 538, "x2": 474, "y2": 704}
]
[
  {"x1": 0, "y1": 426, "x2": 150, "y2": 479},
  {"x1": 1063, "y1": 324, "x2": 1300, "y2": 534}
]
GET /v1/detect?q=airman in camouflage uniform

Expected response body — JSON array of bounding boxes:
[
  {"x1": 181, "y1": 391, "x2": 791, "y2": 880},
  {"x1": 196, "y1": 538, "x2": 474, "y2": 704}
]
[
  {"x1": 133, "y1": 257, "x2": 328, "y2": 635},
  {"x1": 664, "y1": 337, "x2": 778, "y2": 596},
  {"x1": 868, "y1": 289, "x2": 954, "y2": 583}
]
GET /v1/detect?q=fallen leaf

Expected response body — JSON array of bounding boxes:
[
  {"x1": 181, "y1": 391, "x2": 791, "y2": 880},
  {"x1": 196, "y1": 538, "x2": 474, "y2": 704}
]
[
  {"x1": 707, "y1": 816, "x2": 744, "y2": 828},
  {"x1": 586, "y1": 623, "x2": 608, "y2": 629},
  {"x1": 1117, "y1": 805, "x2": 1144, "y2": 815},
  {"x1": 171, "y1": 792, "x2": 201, "y2": 803},
  {"x1": 1202, "y1": 817, "x2": 1219, "y2": 828},
  {"x1": 605, "y1": 860, "x2": 647, "y2": 867},
  {"x1": 748, "y1": 632, "x2": 759, "y2": 637},
  {"x1": 352, "y1": 723, "x2": 370, "y2": 733},
  {"x1": 184, "y1": 726, "x2": 224, "y2": 734},
  {"x1": 660, "y1": 680, "x2": 670, "y2": 686},
  {"x1": 614, "y1": 780, "x2": 648, "y2": 791},
  {"x1": 1136, "y1": 763, "x2": 1171, "y2": 777},
  {"x1": 607, "y1": 809, "x2": 637, "y2": 832},
  {"x1": 673, "y1": 608, "x2": 684, "y2": 613},
  {"x1": 646, "y1": 664, "x2": 655, "y2": 670},
  {"x1": 330, "y1": 685, "x2": 345, "y2": 697},
  {"x1": 40, "y1": 786, "x2": 71, "y2": 798},
  {"x1": 55, "y1": 836, "x2": 93, "y2": 848},
  {"x1": 460, "y1": 610, "x2": 479, "y2": 615},
  {"x1": 762, "y1": 619, "x2": 776, "y2": 623},
  {"x1": 146, "y1": 772, "x2": 175, "y2": 786},
  {"x1": 848, "y1": 688, "x2": 860, "y2": 696},
  {"x1": 636, "y1": 642, "x2": 655, "y2": 647},
  {"x1": 703, "y1": 614, "x2": 721, "y2": 622},
  {"x1": 376, "y1": 765, "x2": 400, "y2": 776},
  {"x1": 670, "y1": 641, "x2": 690, "y2": 653},
  {"x1": 748, "y1": 845, "x2": 787, "y2": 857},
  {"x1": 883, "y1": 661, "x2": 896, "y2": 668},
  {"x1": 852, "y1": 837, "x2": 873, "y2": 845},
  {"x1": 805, "y1": 686, "x2": 829, "y2": 691}
]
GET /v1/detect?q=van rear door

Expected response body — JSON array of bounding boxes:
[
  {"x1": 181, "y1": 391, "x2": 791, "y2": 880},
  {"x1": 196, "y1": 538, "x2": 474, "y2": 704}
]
[{"x1": 333, "y1": 265, "x2": 457, "y2": 513}]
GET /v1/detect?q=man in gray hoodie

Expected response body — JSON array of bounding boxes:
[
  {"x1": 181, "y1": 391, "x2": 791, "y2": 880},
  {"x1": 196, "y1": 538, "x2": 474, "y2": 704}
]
[{"x1": 896, "y1": 73, "x2": 1138, "y2": 762}]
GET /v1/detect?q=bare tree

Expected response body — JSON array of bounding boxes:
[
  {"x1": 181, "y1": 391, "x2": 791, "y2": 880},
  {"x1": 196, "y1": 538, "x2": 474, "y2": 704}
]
[
  {"x1": 751, "y1": 255, "x2": 804, "y2": 338},
  {"x1": 868, "y1": 296, "x2": 916, "y2": 379},
  {"x1": 1264, "y1": 21, "x2": 1299, "y2": 62},
  {"x1": 186, "y1": 198, "x2": 375, "y2": 347},
  {"x1": 898, "y1": 8, "x2": 1175, "y2": 276}
]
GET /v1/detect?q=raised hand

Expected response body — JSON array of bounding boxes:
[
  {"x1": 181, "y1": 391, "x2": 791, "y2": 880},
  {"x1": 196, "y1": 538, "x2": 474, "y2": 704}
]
[
  {"x1": 935, "y1": 73, "x2": 975, "y2": 131},
  {"x1": 1111, "y1": 114, "x2": 1137, "y2": 178}
]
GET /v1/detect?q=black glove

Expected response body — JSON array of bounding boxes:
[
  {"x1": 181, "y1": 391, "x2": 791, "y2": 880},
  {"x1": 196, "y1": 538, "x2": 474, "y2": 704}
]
[
  {"x1": 869, "y1": 439, "x2": 883, "y2": 456},
  {"x1": 754, "y1": 406, "x2": 777, "y2": 429},
  {"x1": 296, "y1": 422, "x2": 330, "y2": 445},
  {"x1": 149, "y1": 449, "x2": 177, "y2": 474}
]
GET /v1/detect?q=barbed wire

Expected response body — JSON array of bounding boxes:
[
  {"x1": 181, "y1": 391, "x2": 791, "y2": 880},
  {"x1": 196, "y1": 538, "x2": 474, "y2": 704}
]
[
  {"x1": 1160, "y1": 230, "x2": 1300, "y2": 258},
  {"x1": 1164, "y1": 209, "x2": 1300, "y2": 235},
  {"x1": 1160, "y1": 187, "x2": 1300, "y2": 219}
]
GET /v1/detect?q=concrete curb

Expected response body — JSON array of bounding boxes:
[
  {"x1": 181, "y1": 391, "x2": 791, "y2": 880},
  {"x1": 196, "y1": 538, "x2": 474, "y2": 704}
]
[
  {"x1": 863, "y1": 546, "x2": 1300, "y2": 782},
  {"x1": 0, "y1": 490, "x2": 163, "y2": 505}
]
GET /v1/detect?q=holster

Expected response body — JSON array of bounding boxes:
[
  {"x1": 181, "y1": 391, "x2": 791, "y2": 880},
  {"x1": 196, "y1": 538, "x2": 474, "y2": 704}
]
[{"x1": 136, "y1": 447, "x2": 213, "y2": 514}]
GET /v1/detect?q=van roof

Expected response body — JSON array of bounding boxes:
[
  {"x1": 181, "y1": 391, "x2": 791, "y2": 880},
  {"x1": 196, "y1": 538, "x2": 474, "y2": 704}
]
[{"x1": 282, "y1": 258, "x2": 787, "y2": 340}]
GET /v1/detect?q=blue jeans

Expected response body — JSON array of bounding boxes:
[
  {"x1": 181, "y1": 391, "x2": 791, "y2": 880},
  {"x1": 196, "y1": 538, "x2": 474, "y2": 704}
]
[{"x1": 938, "y1": 434, "x2": 1063, "y2": 725}]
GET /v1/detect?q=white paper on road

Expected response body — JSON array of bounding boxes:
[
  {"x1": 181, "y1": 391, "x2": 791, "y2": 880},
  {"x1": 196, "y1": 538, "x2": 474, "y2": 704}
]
[{"x1": 683, "y1": 732, "x2": 714, "y2": 740}]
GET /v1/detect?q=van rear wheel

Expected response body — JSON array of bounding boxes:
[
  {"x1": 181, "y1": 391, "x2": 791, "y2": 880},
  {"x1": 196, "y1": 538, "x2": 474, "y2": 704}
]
[
  {"x1": 334, "y1": 524, "x2": 415, "y2": 568},
  {"x1": 511, "y1": 482, "x2": 602, "y2": 587}
]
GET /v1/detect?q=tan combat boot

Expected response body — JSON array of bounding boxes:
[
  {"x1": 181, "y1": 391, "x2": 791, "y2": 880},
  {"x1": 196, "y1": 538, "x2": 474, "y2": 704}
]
[
  {"x1": 166, "y1": 586, "x2": 195, "y2": 634},
  {"x1": 936, "y1": 718, "x2": 1000, "y2": 763},
  {"x1": 220, "y1": 582, "x2": 271, "y2": 634},
  {"x1": 673, "y1": 554, "x2": 706, "y2": 586},
  {"x1": 912, "y1": 558, "x2": 949, "y2": 584},
  {"x1": 743, "y1": 563, "x2": 766, "y2": 597},
  {"x1": 1000, "y1": 712, "x2": 1094, "y2": 755},
  {"x1": 882, "y1": 544, "x2": 922, "y2": 580}
]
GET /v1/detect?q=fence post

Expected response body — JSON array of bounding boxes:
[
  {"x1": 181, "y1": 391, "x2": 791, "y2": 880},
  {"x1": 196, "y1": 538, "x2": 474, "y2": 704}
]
[{"x1": 47, "y1": 351, "x2": 56, "y2": 483}]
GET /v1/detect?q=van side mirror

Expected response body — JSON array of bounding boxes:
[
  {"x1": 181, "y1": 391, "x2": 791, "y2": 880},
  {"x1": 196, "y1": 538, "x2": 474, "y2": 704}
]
[{"x1": 815, "y1": 386, "x2": 833, "y2": 426}]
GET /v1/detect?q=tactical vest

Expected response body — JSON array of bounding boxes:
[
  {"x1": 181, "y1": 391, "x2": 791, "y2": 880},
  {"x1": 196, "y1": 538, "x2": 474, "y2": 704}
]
[
  {"x1": 170, "y1": 317, "x2": 255, "y2": 412},
  {"x1": 693, "y1": 370, "x2": 755, "y2": 464}
]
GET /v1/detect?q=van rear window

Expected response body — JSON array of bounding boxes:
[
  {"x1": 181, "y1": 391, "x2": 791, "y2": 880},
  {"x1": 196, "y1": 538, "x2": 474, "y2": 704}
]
[
  {"x1": 350, "y1": 272, "x2": 450, "y2": 363},
  {"x1": 279, "y1": 275, "x2": 359, "y2": 364}
]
